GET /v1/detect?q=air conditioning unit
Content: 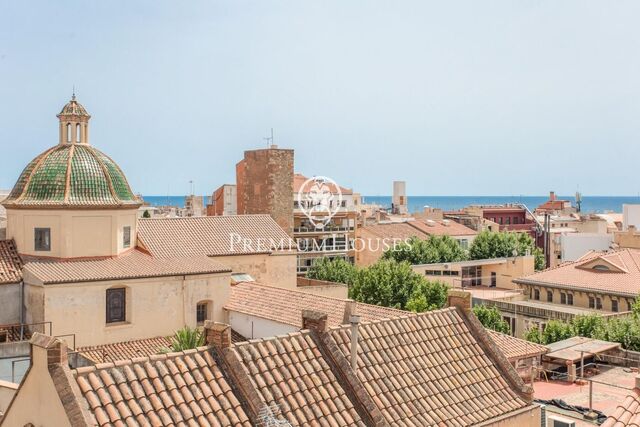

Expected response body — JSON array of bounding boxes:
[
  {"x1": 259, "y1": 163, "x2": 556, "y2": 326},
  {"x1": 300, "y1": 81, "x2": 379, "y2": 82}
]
[{"x1": 548, "y1": 415, "x2": 576, "y2": 427}]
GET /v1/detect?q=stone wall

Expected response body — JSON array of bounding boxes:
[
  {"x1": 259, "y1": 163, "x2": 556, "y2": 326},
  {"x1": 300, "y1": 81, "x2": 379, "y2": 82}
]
[{"x1": 236, "y1": 148, "x2": 294, "y2": 235}]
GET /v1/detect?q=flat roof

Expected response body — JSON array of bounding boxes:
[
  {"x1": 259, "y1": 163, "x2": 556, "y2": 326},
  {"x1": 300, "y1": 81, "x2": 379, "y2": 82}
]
[
  {"x1": 507, "y1": 300, "x2": 614, "y2": 317},
  {"x1": 545, "y1": 337, "x2": 621, "y2": 363},
  {"x1": 413, "y1": 257, "x2": 510, "y2": 268}
]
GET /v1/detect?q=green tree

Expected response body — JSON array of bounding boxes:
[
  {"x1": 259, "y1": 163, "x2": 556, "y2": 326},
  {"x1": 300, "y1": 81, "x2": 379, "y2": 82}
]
[
  {"x1": 632, "y1": 296, "x2": 640, "y2": 319},
  {"x1": 471, "y1": 304, "x2": 510, "y2": 334},
  {"x1": 540, "y1": 320, "x2": 573, "y2": 345},
  {"x1": 306, "y1": 257, "x2": 357, "y2": 285},
  {"x1": 524, "y1": 326, "x2": 543, "y2": 344},
  {"x1": 382, "y1": 235, "x2": 468, "y2": 265},
  {"x1": 170, "y1": 327, "x2": 204, "y2": 351},
  {"x1": 405, "y1": 280, "x2": 449, "y2": 313},
  {"x1": 571, "y1": 314, "x2": 604, "y2": 338},
  {"x1": 469, "y1": 231, "x2": 545, "y2": 270},
  {"x1": 142, "y1": 209, "x2": 151, "y2": 218},
  {"x1": 349, "y1": 260, "x2": 425, "y2": 310}
]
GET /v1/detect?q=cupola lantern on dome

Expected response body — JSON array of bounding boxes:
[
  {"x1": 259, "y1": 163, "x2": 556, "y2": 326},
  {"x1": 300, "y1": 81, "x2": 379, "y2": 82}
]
[{"x1": 57, "y1": 93, "x2": 91, "y2": 145}]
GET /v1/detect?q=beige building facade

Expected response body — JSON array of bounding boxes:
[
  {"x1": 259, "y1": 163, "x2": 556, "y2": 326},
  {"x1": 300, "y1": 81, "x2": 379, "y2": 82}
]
[{"x1": 412, "y1": 255, "x2": 535, "y2": 290}]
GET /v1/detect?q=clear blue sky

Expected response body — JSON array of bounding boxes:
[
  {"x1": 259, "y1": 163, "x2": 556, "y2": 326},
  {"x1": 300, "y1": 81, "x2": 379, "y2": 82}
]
[{"x1": 1, "y1": 1, "x2": 639, "y2": 196}]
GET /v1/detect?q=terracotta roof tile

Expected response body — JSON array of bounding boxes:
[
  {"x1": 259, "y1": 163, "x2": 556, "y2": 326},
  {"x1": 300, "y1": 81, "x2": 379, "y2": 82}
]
[
  {"x1": 0, "y1": 239, "x2": 23, "y2": 285},
  {"x1": 603, "y1": 393, "x2": 640, "y2": 427},
  {"x1": 326, "y1": 308, "x2": 529, "y2": 426},
  {"x1": 486, "y1": 330, "x2": 547, "y2": 361},
  {"x1": 407, "y1": 219, "x2": 477, "y2": 237},
  {"x1": 23, "y1": 249, "x2": 230, "y2": 284},
  {"x1": 77, "y1": 337, "x2": 173, "y2": 364},
  {"x1": 137, "y1": 215, "x2": 293, "y2": 258},
  {"x1": 73, "y1": 349, "x2": 252, "y2": 427},
  {"x1": 226, "y1": 281, "x2": 406, "y2": 328},
  {"x1": 516, "y1": 248, "x2": 640, "y2": 297},
  {"x1": 232, "y1": 332, "x2": 365, "y2": 426}
]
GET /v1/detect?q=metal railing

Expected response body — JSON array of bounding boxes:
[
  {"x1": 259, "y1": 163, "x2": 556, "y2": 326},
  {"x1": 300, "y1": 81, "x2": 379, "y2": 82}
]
[{"x1": 0, "y1": 321, "x2": 52, "y2": 343}]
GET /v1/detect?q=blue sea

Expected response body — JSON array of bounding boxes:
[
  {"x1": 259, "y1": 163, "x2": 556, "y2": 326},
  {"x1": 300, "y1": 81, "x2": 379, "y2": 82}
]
[{"x1": 142, "y1": 195, "x2": 640, "y2": 214}]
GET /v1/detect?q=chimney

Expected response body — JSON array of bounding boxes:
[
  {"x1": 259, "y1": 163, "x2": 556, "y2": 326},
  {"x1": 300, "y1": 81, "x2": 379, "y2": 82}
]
[
  {"x1": 204, "y1": 321, "x2": 231, "y2": 349},
  {"x1": 302, "y1": 310, "x2": 328, "y2": 333},
  {"x1": 447, "y1": 289, "x2": 472, "y2": 314},
  {"x1": 343, "y1": 299, "x2": 357, "y2": 324},
  {"x1": 550, "y1": 191, "x2": 556, "y2": 201},
  {"x1": 29, "y1": 333, "x2": 68, "y2": 366},
  {"x1": 349, "y1": 315, "x2": 360, "y2": 372}
]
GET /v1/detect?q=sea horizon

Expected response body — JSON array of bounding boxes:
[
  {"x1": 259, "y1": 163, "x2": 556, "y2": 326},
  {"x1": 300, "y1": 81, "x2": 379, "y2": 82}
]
[{"x1": 142, "y1": 194, "x2": 640, "y2": 214}]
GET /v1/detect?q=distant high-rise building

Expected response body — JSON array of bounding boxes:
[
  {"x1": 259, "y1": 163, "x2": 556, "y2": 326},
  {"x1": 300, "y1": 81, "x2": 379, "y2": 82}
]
[
  {"x1": 236, "y1": 146, "x2": 294, "y2": 235},
  {"x1": 392, "y1": 181, "x2": 408, "y2": 215}
]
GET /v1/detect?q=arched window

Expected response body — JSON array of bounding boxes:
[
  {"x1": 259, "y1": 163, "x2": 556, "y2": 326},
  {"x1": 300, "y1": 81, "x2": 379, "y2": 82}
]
[
  {"x1": 592, "y1": 264, "x2": 610, "y2": 271},
  {"x1": 76, "y1": 123, "x2": 81, "y2": 142},
  {"x1": 66, "y1": 123, "x2": 71, "y2": 142}
]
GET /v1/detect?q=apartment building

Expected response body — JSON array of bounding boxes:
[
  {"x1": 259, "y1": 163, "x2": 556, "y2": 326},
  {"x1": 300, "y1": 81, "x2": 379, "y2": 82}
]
[
  {"x1": 206, "y1": 184, "x2": 237, "y2": 216},
  {"x1": 293, "y1": 173, "x2": 357, "y2": 274}
]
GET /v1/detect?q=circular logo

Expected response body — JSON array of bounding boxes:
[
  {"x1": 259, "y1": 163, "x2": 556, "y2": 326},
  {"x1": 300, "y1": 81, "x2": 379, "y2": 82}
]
[{"x1": 297, "y1": 176, "x2": 343, "y2": 229}]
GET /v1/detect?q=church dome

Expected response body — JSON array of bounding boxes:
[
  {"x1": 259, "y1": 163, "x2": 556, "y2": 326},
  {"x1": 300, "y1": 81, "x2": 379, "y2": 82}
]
[{"x1": 3, "y1": 96, "x2": 140, "y2": 209}]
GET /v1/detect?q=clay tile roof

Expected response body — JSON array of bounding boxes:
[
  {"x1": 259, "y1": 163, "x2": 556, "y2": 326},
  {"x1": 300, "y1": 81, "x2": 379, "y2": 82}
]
[
  {"x1": 77, "y1": 337, "x2": 172, "y2": 364},
  {"x1": 23, "y1": 249, "x2": 230, "y2": 284},
  {"x1": 137, "y1": 215, "x2": 293, "y2": 258},
  {"x1": 226, "y1": 281, "x2": 407, "y2": 328},
  {"x1": 327, "y1": 308, "x2": 529, "y2": 426},
  {"x1": 0, "y1": 239, "x2": 23, "y2": 285},
  {"x1": 486, "y1": 330, "x2": 548, "y2": 361},
  {"x1": 408, "y1": 219, "x2": 478, "y2": 237},
  {"x1": 515, "y1": 248, "x2": 640, "y2": 297},
  {"x1": 603, "y1": 393, "x2": 640, "y2": 427},
  {"x1": 232, "y1": 332, "x2": 366, "y2": 426},
  {"x1": 358, "y1": 222, "x2": 429, "y2": 240},
  {"x1": 77, "y1": 332, "x2": 248, "y2": 364},
  {"x1": 73, "y1": 349, "x2": 252, "y2": 427}
]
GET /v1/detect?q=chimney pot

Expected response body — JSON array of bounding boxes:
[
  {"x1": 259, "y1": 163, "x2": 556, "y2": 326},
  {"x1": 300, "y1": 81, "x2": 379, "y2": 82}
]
[
  {"x1": 204, "y1": 321, "x2": 231, "y2": 349},
  {"x1": 550, "y1": 191, "x2": 556, "y2": 201},
  {"x1": 349, "y1": 315, "x2": 360, "y2": 372}
]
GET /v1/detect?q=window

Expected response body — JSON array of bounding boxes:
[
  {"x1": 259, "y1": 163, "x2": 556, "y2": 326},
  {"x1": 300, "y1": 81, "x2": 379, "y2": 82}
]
[
  {"x1": 589, "y1": 297, "x2": 595, "y2": 309},
  {"x1": 547, "y1": 291, "x2": 553, "y2": 302},
  {"x1": 106, "y1": 288, "x2": 126, "y2": 323},
  {"x1": 596, "y1": 297, "x2": 602, "y2": 310},
  {"x1": 533, "y1": 289, "x2": 540, "y2": 300},
  {"x1": 612, "y1": 300, "x2": 619, "y2": 312},
  {"x1": 123, "y1": 226, "x2": 131, "y2": 248},
  {"x1": 567, "y1": 294, "x2": 573, "y2": 305},
  {"x1": 560, "y1": 293, "x2": 567, "y2": 304},
  {"x1": 628, "y1": 300, "x2": 633, "y2": 312},
  {"x1": 592, "y1": 264, "x2": 610, "y2": 271},
  {"x1": 196, "y1": 302, "x2": 208, "y2": 325},
  {"x1": 506, "y1": 217, "x2": 511, "y2": 225},
  {"x1": 34, "y1": 228, "x2": 51, "y2": 251}
]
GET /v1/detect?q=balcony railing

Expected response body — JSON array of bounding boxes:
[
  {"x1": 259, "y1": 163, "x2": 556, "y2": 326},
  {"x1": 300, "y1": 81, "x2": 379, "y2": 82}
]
[{"x1": 294, "y1": 226, "x2": 354, "y2": 233}]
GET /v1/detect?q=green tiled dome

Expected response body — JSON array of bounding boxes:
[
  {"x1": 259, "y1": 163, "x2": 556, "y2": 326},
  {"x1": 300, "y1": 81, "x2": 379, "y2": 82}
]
[{"x1": 3, "y1": 144, "x2": 140, "y2": 209}]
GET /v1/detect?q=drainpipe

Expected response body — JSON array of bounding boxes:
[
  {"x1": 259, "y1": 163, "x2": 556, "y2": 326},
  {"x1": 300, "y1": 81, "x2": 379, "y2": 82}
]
[
  {"x1": 19, "y1": 280, "x2": 25, "y2": 340},
  {"x1": 350, "y1": 315, "x2": 360, "y2": 372}
]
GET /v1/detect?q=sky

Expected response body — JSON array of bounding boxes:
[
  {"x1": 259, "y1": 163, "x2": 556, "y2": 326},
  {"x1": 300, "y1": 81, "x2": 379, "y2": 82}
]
[{"x1": 1, "y1": 1, "x2": 639, "y2": 197}]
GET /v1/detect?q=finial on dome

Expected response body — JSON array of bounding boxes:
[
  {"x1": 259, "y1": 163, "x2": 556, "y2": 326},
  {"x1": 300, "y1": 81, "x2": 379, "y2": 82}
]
[{"x1": 72, "y1": 85, "x2": 76, "y2": 101}]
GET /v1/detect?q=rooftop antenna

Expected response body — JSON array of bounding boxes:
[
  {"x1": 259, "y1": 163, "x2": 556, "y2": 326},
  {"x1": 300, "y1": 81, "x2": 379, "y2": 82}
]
[
  {"x1": 263, "y1": 128, "x2": 274, "y2": 148},
  {"x1": 575, "y1": 185, "x2": 582, "y2": 213},
  {"x1": 189, "y1": 180, "x2": 194, "y2": 196}
]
